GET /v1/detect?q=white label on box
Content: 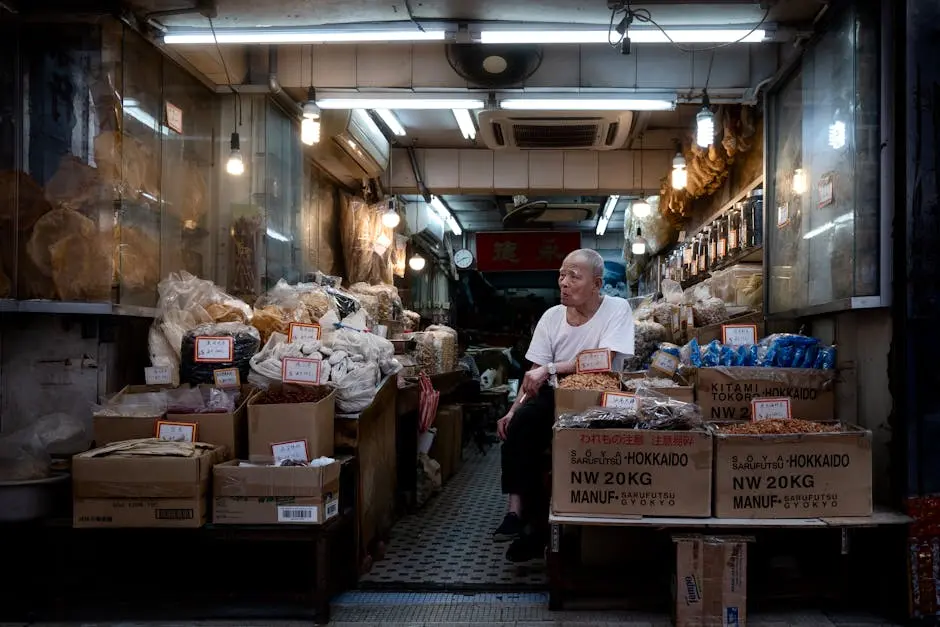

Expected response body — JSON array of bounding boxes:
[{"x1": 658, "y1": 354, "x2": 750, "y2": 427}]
[
  {"x1": 144, "y1": 365, "x2": 172, "y2": 385},
  {"x1": 288, "y1": 322, "x2": 322, "y2": 343},
  {"x1": 325, "y1": 498, "x2": 339, "y2": 520},
  {"x1": 751, "y1": 397, "x2": 792, "y2": 421},
  {"x1": 272, "y1": 439, "x2": 309, "y2": 464},
  {"x1": 277, "y1": 505, "x2": 318, "y2": 523},
  {"x1": 722, "y1": 324, "x2": 758, "y2": 347},
  {"x1": 155, "y1": 421, "x2": 197, "y2": 442},
  {"x1": 603, "y1": 392, "x2": 637, "y2": 411},
  {"x1": 195, "y1": 336, "x2": 234, "y2": 362},
  {"x1": 576, "y1": 349, "x2": 611, "y2": 373},
  {"x1": 651, "y1": 351, "x2": 679, "y2": 376},
  {"x1": 213, "y1": 367, "x2": 240, "y2": 389},
  {"x1": 282, "y1": 357, "x2": 322, "y2": 385}
]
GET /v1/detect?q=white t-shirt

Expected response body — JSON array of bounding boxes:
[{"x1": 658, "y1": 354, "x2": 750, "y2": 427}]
[{"x1": 525, "y1": 296, "x2": 635, "y2": 367}]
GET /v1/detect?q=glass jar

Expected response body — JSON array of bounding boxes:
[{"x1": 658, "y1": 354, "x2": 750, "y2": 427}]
[
  {"x1": 716, "y1": 217, "x2": 728, "y2": 263},
  {"x1": 698, "y1": 231, "x2": 710, "y2": 276},
  {"x1": 707, "y1": 225, "x2": 718, "y2": 271},
  {"x1": 728, "y1": 204, "x2": 742, "y2": 256},
  {"x1": 682, "y1": 242, "x2": 694, "y2": 280},
  {"x1": 749, "y1": 188, "x2": 764, "y2": 247}
]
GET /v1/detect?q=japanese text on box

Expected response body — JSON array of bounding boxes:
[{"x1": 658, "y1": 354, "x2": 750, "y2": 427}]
[
  {"x1": 145, "y1": 366, "x2": 172, "y2": 385},
  {"x1": 213, "y1": 368, "x2": 240, "y2": 389},
  {"x1": 751, "y1": 397, "x2": 792, "y2": 421},
  {"x1": 288, "y1": 322, "x2": 322, "y2": 343},
  {"x1": 272, "y1": 439, "x2": 309, "y2": 464},
  {"x1": 155, "y1": 421, "x2": 197, "y2": 442},
  {"x1": 282, "y1": 358, "x2": 321, "y2": 385},
  {"x1": 722, "y1": 324, "x2": 758, "y2": 347},
  {"x1": 577, "y1": 349, "x2": 611, "y2": 373},
  {"x1": 195, "y1": 336, "x2": 233, "y2": 362},
  {"x1": 603, "y1": 392, "x2": 637, "y2": 411}
]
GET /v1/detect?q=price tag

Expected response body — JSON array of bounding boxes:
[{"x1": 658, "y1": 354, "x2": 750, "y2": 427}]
[
  {"x1": 729, "y1": 231, "x2": 738, "y2": 251},
  {"x1": 722, "y1": 324, "x2": 758, "y2": 348},
  {"x1": 602, "y1": 392, "x2": 637, "y2": 411},
  {"x1": 272, "y1": 439, "x2": 309, "y2": 465},
  {"x1": 818, "y1": 174, "x2": 834, "y2": 209},
  {"x1": 155, "y1": 420, "x2": 198, "y2": 442},
  {"x1": 165, "y1": 101, "x2": 183, "y2": 134},
  {"x1": 282, "y1": 357, "x2": 322, "y2": 385},
  {"x1": 288, "y1": 322, "x2": 322, "y2": 344},
  {"x1": 718, "y1": 239, "x2": 727, "y2": 258},
  {"x1": 751, "y1": 397, "x2": 792, "y2": 422},
  {"x1": 777, "y1": 203, "x2": 790, "y2": 228},
  {"x1": 144, "y1": 365, "x2": 173, "y2": 385},
  {"x1": 650, "y1": 351, "x2": 680, "y2": 377},
  {"x1": 213, "y1": 367, "x2": 241, "y2": 389},
  {"x1": 576, "y1": 349, "x2": 612, "y2": 374},
  {"x1": 671, "y1": 310, "x2": 680, "y2": 334},
  {"x1": 194, "y1": 336, "x2": 234, "y2": 363}
]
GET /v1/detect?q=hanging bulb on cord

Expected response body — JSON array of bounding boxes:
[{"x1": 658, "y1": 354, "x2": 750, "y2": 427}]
[
  {"x1": 696, "y1": 93, "x2": 715, "y2": 148},
  {"x1": 632, "y1": 227, "x2": 647, "y2": 255},
  {"x1": 381, "y1": 198, "x2": 401, "y2": 228},
  {"x1": 226, "y1": 132, "x2": 244, "y2": 176},
  {"x1": 301, "y1": 86, "x2": 321, "y2": 146},
  {"x1": 408, "y1": 254, "x2": 426, "y2": 271},
  {"x1": 632, "y1": 197, "x2": 651, "y2": 218},
  {"x1": 671, "y1": 151, "x2": 687, "y2": 190}
]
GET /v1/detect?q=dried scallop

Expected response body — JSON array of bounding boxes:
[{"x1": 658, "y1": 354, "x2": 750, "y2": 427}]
[
  {"x1": 28, "y1": 208, "x2": 97, "y2": 277},
  {"x1": 50, "y1": 231, "x2": 112, "y2": 301}
]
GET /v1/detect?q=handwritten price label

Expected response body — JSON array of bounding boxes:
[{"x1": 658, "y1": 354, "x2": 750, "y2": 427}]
[
  {"x1": 213, "y1": 367, "x2": 241, "y2": 389},
  {"x1": 144, "y1": 366, "x2": 173, "y2": 385},
  {"x1": 603, "y1": 392, "x2": 637, "y2": 411},
  {"x1": 272, "y1": 439, "x2": 309, "y2": 465},
  {"x1": 722, "y1": 324, "x2": 758, "y2": 348},
  {"x1": 576, "y1": 349, "x2": 612, "y2": 374},
  {"x1": 288, "y1": 322, "x2": 322, "y2": 344},
  {"x1": 751, "y1": 397, "x2": 792, "y2": 422},
  {"x1": 155, "y1": 421, "x2": 197, "y2": 442},
  {"x1": 195, "y1": 336, "x2": 234, "y2": 362},
  {"x1": 777, "y1": 203, "x2": 790, "y2": 228},
  {"x1": 650, "y1": 351, "x2": 680, "y2": 377},
  {"x1": 282, "y1": 358, "x2": 322, "y2": 385}
]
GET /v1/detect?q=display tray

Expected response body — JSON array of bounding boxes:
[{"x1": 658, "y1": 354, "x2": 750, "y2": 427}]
[{"x1": 549, "y1": 506, "x2": 910, "y2": 529}]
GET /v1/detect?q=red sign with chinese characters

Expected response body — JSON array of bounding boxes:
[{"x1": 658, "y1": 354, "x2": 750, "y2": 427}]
[{"x1": 475, "y1": 231, "x2": 581, "y2": 272}]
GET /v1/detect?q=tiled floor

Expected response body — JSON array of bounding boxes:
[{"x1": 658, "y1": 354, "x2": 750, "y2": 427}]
[{"x1": 359, "y1": 445, "x2": 548, "y2": 589}]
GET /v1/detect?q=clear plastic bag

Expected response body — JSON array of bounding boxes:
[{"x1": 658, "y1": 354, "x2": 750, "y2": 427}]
[
  {"x1": 0, "y1": 413, "x2": 88, "y2": 480},
  {"x1": 334, "y1": 362, "x2": 381, "y2": 414}
]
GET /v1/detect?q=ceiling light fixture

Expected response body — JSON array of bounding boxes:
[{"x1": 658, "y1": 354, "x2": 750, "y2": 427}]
[
  {"x1": 381, "y1": 197, "x2": 401, "y2": 229},
  {"x1": 429, "y1": 195, "x2": 462, "y2": 236},
  {"x1": 453, "y1": 109, "x2": 477, "y2": 140},
  {"x1": 602, "y1": 195, "x2": 620, "y2": 220},
  {"x1": 164, "y1": 28, "x2": 447, "y2": 45},
  {"x1": 479, "y1": 28, "x2": 767, "y2": 45},
  {"x1": 671, "y1": 152, "x2": 687, "y2": 190},
  {"x1": 375, "y1": 109, "x2": 406, "y2": 136},
  {"x1": 696, "y1": 94, "x2": 715, "y2": 148},
  {"x1": 499, "y1": 96, "x2": 675, "y2": 111},
  {"x1": 632, "y1": 198, "x2": 651, "y2": 218},
  {"x1": 631, "y1": 228, "x2": 647, "y2": 255},
  {"x1": 596, "y1": 215, "x2": 610, "y2": 236},
  {"x1": 317, "y1": 97, "x2": 485, "y2": 110},
  {"x1": 408, "y1": 254, "x2": 427, "y2": 271},
  {"x1": 301, "y1": 88, "x2": 321, "y2": 146},
  {"x1": 226, "y1": 132, "x2": 244, "y2": 176}
]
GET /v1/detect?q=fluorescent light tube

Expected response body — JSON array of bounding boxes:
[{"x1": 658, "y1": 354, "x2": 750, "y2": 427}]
[
  {"x1": 430, "y1": 195, "x2": 449, "y2": 219},
  {"x1": 375, "y1": 109, "x2": 406, "y2": 136},
  {"x1": 453, "y1": 109, "x2": 477, "y2": 140},
  {"x1": 596, "y1": 215, "x2": 610, "y2": 236},
  {"x1": 499, "y1": 97, "x2": 674, "y2": 111},
  {"x1": 318, "y1": 98, "x2": 485, "y2": 110},
  {"x1": 448, "y1": 216, "x2": 463, "y2": 236},
  {"x1": 602, "y1": 195, "x2": 620, "y2": 220},
  {"x1": 164, "y1": 29, "x2": 446, "y2": 45},
  {"x1": 480, "y1": 28, "x2": 766, "y2": 45}
]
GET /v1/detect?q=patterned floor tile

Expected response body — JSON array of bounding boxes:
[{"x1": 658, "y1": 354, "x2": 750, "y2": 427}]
[{"x1": 359, "y1": 446, "x2": 547, "y2": 589}]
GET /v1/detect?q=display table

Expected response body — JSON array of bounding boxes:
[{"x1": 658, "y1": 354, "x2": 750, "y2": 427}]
[{"x1": 547, "y1": 507, "x2": 912, "y2": 611}]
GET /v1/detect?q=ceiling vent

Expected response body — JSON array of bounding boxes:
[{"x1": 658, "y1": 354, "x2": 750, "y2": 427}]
[
  {"x1": 502, "y1": 199, "x2": 600, "y2": 226},
  {"x1": 479, "y1": 110, "x2": 634, "y2": 150},
  {"x1": 311, "y1": 109, "x2": 390, "y2": 187}
]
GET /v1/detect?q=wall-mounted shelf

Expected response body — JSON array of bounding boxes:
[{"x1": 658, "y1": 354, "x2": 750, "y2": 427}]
[
  {"x1": 680, "y1": 246, "x2": 763, "y2": 291},
  {"x1": 0, "y1": 300, "x2": 156, "y2": 318}
]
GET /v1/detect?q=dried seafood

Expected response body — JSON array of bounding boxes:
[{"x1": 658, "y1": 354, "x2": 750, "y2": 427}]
[
  {"x1": 557, "y1": 372, "x2": 621, "y2": 391},
  {"x1": 623, "y1": 377, "x2": 678, "y2": 391},
  {"x1": 231, "y1": 215, "x2": 261, "y2": 299},
  {"x1": 254, "y1": 384, "x2": 331, "y2": 405},
  {"x1": 717, "y1": 419, "x2": 842, "y2": 435}
]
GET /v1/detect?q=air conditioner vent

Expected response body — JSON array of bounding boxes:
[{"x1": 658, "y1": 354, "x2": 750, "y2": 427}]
[
  {"x1": 604, "y1": 122, "x2": 620, "y2": 146},
  {"x1": 513, "y1": 123, "x2": 599, "y2": 149},
  {"x1": 491, "y1": 122, "x2": 506, "y2": 147}
]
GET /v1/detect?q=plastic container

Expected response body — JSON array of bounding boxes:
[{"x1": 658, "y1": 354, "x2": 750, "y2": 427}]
[{"x1": 710, "y1": 264, "x2": 763, "y2": 307}]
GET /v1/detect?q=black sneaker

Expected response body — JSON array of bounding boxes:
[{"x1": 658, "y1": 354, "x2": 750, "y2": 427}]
[
  {"x1": 492, "y1": 512, "x2": 524, "y2": 542},
  {"x1": 506, "y1": 533, "x2": 545, "y2": 563}
]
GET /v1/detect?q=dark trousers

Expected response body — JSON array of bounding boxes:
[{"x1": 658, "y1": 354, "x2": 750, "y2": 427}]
[{"x1": 500, "y1": 385, "x2": 554, "y2": 527}]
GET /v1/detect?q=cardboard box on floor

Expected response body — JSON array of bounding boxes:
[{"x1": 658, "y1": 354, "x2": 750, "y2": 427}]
[
  {"x1": 429, "y1": 405, "x2": 463, "y2": 482},
  {"x1": 72, "y1": 444, "x2": 224, "y2": 528},
  {"x1": 673, "y1": 534, "x2": 750, "y2": 627},
  {"x1": 247, "y1": 384, "x2": 335, "y2": 463},
  {"x1": 696, "y1": 367, "x2": 835, "y2": 422},
  {"x1": 213, "y1": 459, "x2": 341, "y2": 525},
  {"x1": 166, "y1": 385, "x2": 257, "y2": 459},
  {"x1": 552, "y1": 426, "x2": 713, "y2": 518},
  {"x1": 711, "y1": 423, "x2": 872, "y2": 518}
]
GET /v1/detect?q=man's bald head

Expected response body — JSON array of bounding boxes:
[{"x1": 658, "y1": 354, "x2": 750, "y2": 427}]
[{"x1": 564, "y1": 248, "x2": 605, "y2": 279}]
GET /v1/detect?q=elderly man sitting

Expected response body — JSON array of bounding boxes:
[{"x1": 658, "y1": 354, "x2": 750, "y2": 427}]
[{"x1": 493, "y1": 248, "x2": 635, "y2": 562}]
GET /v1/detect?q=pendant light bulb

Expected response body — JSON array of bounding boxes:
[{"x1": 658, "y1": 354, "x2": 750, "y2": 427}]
[
  {"x1": 631, "y1": 227, "x2": 647, "y2": 255},
  {"x1": 696, "y1": 106, "x2": 715, "y2": 148},
  {"x1": 632, "y1": 198, "x2": 651, "y2": 218},
  {"x1": 408, "y1": 254, "x2": 426, "y2": 271},
  {"x1": 381, "y1": 209, "x2": 401, "y2": 229},
  {"x1": 671, "y1": 152, "x2": 687, "y2": 190},
  {"x1": 301, "y1": 116, "x2": 321, "y2": 146},
  {"x1": 226, "y1": 132, "x2": 244, "y2": 176},
  {"x1": 792, "y1": 168, "x2": 808, "y2": 195}
]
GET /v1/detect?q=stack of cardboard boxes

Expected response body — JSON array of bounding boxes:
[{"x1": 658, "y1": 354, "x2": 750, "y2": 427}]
[{"x1": 80, "y1": 382, "x2": 341, "y2": 529}]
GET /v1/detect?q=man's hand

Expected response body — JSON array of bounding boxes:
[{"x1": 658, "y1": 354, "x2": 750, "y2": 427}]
[
  {"x1": 521, "y1": 365, "x2": 549, "y2": 397},
  {"x1": 497, "y1": 411, "x2": 513, "y2": 441}
]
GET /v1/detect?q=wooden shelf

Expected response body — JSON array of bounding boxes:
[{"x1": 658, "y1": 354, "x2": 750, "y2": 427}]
[{"x1": 680, "y1": 245, "x2": 763, "y2": 290}]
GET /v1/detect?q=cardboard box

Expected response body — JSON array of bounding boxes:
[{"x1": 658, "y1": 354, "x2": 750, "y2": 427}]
[
  {"x1": 552, "y1": 427, "x2": 713, "y2": 518},
  {"x1": 689, "y1": 311, "x2": 765, "y2": 346},
  {"x1": 673, "y1": 535, "x2": 750, "y2": 627},
  {"x1": 212, "y1": 459, "x2": 341, "y2": 524},
  {"x1": 622, "y1": 372, "x2": 696, "y2": 404},
  {"x1": 429, "y1": 405, "x2": 463, "y2": 481},
  {"x1": 554, "y1": 388, "x2": 604, "y2": 418},
  {"x1": 72, "y1": 444, "x2": 222, "y2": 528},
  {"x1": 93, "y1": 385, "x2": 169, "y2": 446},
  {"x1": 247, "y1": 384, "x2": 335, "y2": 463},
  {"x1": 711, "y1": 424, "x2": 873, "y2": 518},
  {"x1": 696, "y1": 367, "x2": 835, "y2": 422},
  {"x1": 166, "y1": 385, "x2": 256, "y2": 459}
]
